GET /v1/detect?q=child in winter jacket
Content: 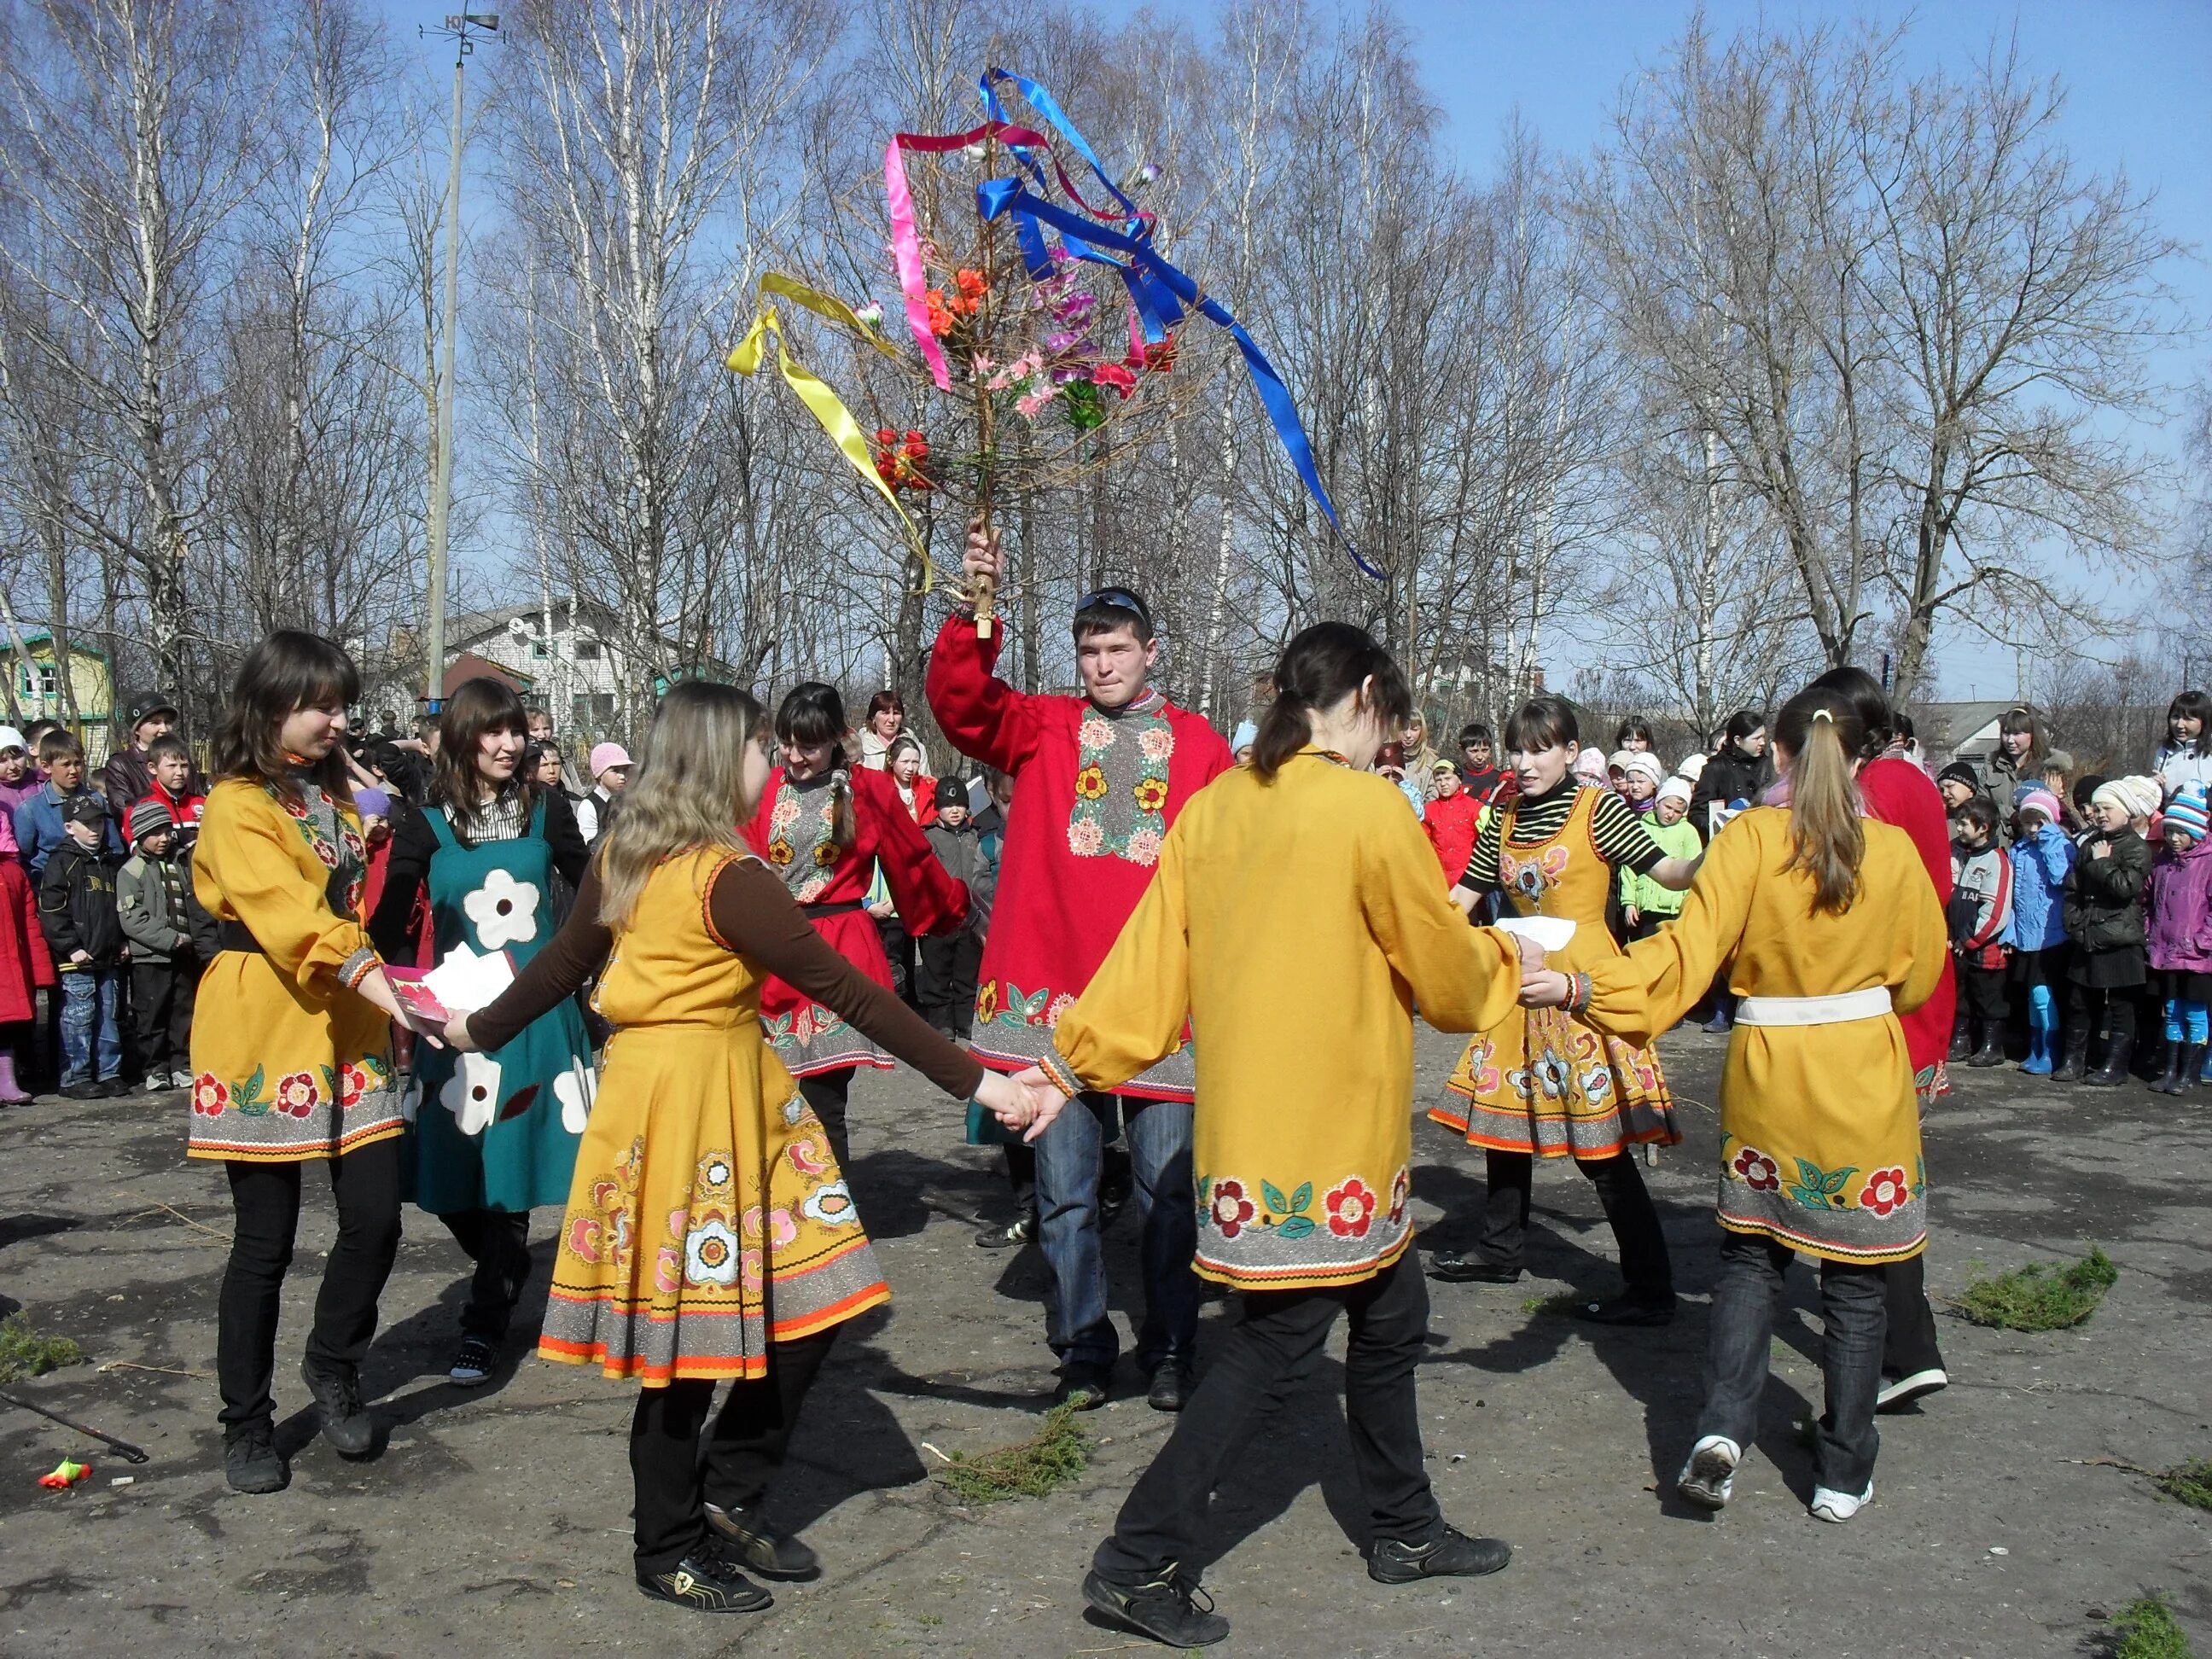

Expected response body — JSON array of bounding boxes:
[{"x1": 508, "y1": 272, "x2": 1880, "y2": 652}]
[
  {"x1": 1949, "y1": 797, "x2": 2012, "y2": 1068},
  {"x1": 1423, "y1": 760, "x2": 1481, "y2": 884},
  {"x1": 1621, "y1": 775, "x2": 1703, "y2": 940},
  {"x1": 117, "y1": 799, "x2": 202, "y2": 1091},
  {"x1": 0, "y1": 806, "x2": 54, "y2": 1103},
  {"x1": 12, "y1": 732, "x2": 119, "y2": 877},
  {"x1": 2145, "y1": 782, "x2": 2212, "y2": 1094},
  {"x1": 37, "y1": 795, "x2": 125, "y2": 1097},
  {"x1": 2059, "y1": 777, "x2": 2155, "y2": 1086},
  {"x1": 918, "y1": 776, "x2": 986, "y2": 1039},
  {"x1": 135, "y1": 733, "x2": 207, "y2": 852},
  {"x1": 2005, "y1": 788, "x2": 2075, "y2": 1075}
]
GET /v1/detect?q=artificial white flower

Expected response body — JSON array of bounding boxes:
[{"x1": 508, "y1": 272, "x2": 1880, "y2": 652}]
[
  {"x1": 439, "y1": 1052, "x2": 502, "y2": 1135},
  {"x1": 462, "y1": 868, "x2": 540, "y2": 949}
]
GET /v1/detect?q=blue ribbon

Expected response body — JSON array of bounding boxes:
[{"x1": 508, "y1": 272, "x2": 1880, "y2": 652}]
[{"x1": 978, "y1": 178, "x2": 1374, "y2": 577}]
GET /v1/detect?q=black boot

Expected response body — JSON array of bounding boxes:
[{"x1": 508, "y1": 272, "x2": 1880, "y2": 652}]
[
  {"x1": 2085, "y1": 1033, "x2": 2133, "y2": 1087},
  {"x1": 1967, "y1": 1022, "x2": 2005, "y2": 1068},
  {"x1": 2172, "y1": 1044, "x2": 2204, "y2": 1096},
  {"x1": 2151, "y1": 1039, "x2": 2184, "y2": 1095},
  {"x1": 1947, "y1": 1015, "x2": 1972, "y2": 1063},
  {"x1": 2051, "y1": 1026, "x2": 2092, "y2": 1083}
]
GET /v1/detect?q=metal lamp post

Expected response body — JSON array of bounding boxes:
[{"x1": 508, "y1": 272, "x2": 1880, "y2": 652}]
[{"x1": 421, "y1": 10, "x2": 498, "y2": 715}]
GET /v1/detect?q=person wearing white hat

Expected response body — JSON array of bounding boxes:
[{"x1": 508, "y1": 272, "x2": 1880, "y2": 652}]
[
  {"x1": 574, "y1": 742, "x2": 632, "y2": 845},
  {"x1": 0, "y1": 725, "x2": 38, "y2": 824}
]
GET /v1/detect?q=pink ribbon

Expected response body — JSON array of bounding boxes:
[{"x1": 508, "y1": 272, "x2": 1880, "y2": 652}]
[{"x1": 884, "y1": 119, "x2": 1048, "y2": 391}]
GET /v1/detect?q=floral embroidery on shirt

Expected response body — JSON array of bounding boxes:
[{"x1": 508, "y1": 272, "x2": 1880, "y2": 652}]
[
  {"x1": 1197, "y1": 1167, "x2": 1406, "y2": 1248},
  {"x1": 767, "y1": 780, "x2": 842, "y2": 905},
  {"x1": 1067, "y1": 702, "x2": 1174, "y2": 864}
]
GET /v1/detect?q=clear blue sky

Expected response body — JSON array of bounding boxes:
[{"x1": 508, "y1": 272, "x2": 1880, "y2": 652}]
[{"x1": 381, "y1": 1, "x2": 2206, "y2": 699}]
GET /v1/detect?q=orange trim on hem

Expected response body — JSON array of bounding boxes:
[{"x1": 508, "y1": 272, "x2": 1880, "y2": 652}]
[
  {"x1": 186, "y1": 1120, "x2": 404, "y2": 1163},
  {"x1": 1715, "y1": 1213, "x2": 1927, "y2": 1266},
  {"x1": 1193, "y1": 1231, "x2": 1412, "y2": 1293}
]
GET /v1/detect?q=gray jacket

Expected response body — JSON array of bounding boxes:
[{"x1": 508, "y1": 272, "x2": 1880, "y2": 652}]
[{"x1": 117, "y1": 850, "x2": 189, "y2": 963}]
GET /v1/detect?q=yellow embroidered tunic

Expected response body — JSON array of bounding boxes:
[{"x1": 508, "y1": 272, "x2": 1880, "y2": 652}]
[
  {"x1": 1044, "y1": 749, "x2": 1543, "y2": 1290},
  {"x1": 1586, "y1": 807, "x2": 1947, "y2": 1263},
  {"x1": 188, "y1": 779, "x2": 399, "y2": 1161}
]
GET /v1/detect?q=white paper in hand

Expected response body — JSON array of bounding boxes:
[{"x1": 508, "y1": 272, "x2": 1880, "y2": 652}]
[
  {"x1": 422, "y1": 944, "x2": 516, "y2": 1016},
  {"x1": 1493, "y1": 916, "x2": 1576, "y2": 954}
]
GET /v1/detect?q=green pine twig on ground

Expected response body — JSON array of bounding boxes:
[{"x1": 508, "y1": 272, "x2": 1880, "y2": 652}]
[
  {"x1": 931, "y1": 1404, "x2": 1088, "y2": 1504},
  {"x1": 2152, "y1": 1458, "x2": 2212, "y2": 1511},
  {"x1": 1519, "y1": 1292, "x2": 1580, "y2": 1316},
  {"x1": 1955, "y1": 1246, "x2": 2118, "y2": 1331},
  {"x1": 0, "y1": 1313, "x2": 84, "y2": 1384},
  {"x1": 2104, "y1": 1594, "x2": 2192, "y2": 1659}
]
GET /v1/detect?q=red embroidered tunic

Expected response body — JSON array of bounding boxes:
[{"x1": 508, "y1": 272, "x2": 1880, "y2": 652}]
[
  {"x1": 926, "y1": 614, "x2": 1232, "y2": 1099},
  {"x1": 743, "y1": 765, "x2": 967, "y2": 1078}
]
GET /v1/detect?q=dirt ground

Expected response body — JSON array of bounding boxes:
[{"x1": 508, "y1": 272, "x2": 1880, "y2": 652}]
[{"x1": 0, "y1": 1024, "x2": 2205, "y2": 1658}]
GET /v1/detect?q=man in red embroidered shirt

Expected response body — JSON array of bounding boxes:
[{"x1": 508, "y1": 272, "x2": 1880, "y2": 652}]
[{"x1": 928, "y1": 523, "x2": 1231, "y2": 1414}]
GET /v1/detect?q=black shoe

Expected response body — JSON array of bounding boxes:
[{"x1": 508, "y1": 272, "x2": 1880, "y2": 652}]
[
  {"x1": 448, "y1": 1336, "x2": 498, "y2": 1386},
  {"x1": 1967, "y1": 1027, "x2": 2005, "y2": 1068},
  {"x1": 224, "y1": 1424, "x2": 289, "y2": 1494},
  {"x1": 635, "y1": 1546, "x2": 774, "y2": 1614},
  {"x1": 1368, "y1": 1524, "x2": 1513, "y2": 1584},
  {"x1": 974, "y1": 1211, "x2": 1036, "y2": 1249},
  {"x1": 1146, "y1": 1357, "x2": 1196, "y2": 1413},
  {"x1": 1426, "y1": 1250, "x2": 1521, "y2": 1284},
  {"x1": 99, "y1": 1076, "x2": 133, "y2": 1097},
  {"x1": 299, "y1": 1358, "x2": 377, "y2": 1458},
  {"x1": 1053, "y1": 1366, "x2": 1111, "y2": 1412},
  {"x1": 1081, "y1": 1565, "x2": 1229, "y2": 1648},
  {"x1": 2051, "y1": 1027, "x2": 2092, "y2": 1082},
  {"x1": 59, "y1": 1081, "x2": 102, "y2": 1101},
  {"x1": 1571, "y1": 1292, "x2": 1677, "y2": 1327},
  {"x1": 2085, "y1": 1033, "x2": 2133, "y2": 1087},
  {"x1": 704, "y1": 1502, "x2": 820, "y2": 1580}
]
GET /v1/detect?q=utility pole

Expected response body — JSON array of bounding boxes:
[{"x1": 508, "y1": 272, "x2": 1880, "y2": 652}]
[{"x1": 421, "y1": 10, "x2": 499, "y2": 715}]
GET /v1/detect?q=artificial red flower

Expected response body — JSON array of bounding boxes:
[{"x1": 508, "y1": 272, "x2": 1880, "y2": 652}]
[{"x1": 1093, "y1": 361, "x2": 1137, "y2": 397}]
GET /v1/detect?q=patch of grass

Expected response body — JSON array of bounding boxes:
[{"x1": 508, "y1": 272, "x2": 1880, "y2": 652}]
[
  {"x1": 2153, "y1": 1458, "x2": 2212, "y2": 1512},
  {"x1": 2105, "y1": 1595, "x2": 2192, "y2": 1659},
  {"x1": 932, "y1": 1404, "x2": 1088, "y2": 1504},
  {"x1": 1956, "y1": 1246, "x2": 2117, "y2": 1331},
  {"x1": 0, "y1": 1313, "x2": 84, "y2": 1384},
  {"x1": 1520, "y1": 1292, "x2": 1580, "y2": 1316}
]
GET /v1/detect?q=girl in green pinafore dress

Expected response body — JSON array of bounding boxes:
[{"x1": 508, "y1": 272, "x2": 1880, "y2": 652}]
[{"x1": 369, "y1": 678, "x2": 594, "y2": 1384}]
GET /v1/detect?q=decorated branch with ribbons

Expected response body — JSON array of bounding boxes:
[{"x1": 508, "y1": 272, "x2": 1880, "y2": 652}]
[{"x1": 725, "y1": 67, "x2": 1369, "y2": 639}]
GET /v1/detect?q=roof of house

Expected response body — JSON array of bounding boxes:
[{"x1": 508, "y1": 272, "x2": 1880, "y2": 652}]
[
  {"x1": 446, "y1": 597, "x2": 619, "y2": 649},
  {"x1": 442, "y1": 651, "x2": 535, "y2": 699},
  {"x1": 0, "y1": 631, "x2": 110, "y2": 661},
  {"x1": 1915, "y1": 700, "x2": 2017, "y2": 750}
]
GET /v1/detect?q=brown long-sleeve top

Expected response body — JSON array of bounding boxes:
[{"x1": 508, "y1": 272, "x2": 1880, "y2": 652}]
[{"x1": 465, "y1": 853, "x2": 985, "y2": 1100}]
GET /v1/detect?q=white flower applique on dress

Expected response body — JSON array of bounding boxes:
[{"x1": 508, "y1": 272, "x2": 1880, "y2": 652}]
[
  {"x1": 440, "y1": 1052, "x2": 503, "y2": 1135},
  {"x1": 463, "y1": 868, "x2": 540, "y2": 949},
  {"x1": 553, "y1": 1062, "x2": 597, "y2": 1134}
]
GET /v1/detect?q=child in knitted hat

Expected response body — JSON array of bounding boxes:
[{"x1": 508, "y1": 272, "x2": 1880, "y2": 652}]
[
  {"x1": 1621, "y1": 775, "x2": 1703, "y2": 945},
  {"x1": 117, "y1": 798, "x2": 200, "y2": 1091},
  {"x1": 1615, "y1": 751, "x2": 1666, "y2": 816},
  {"x1": 1936, "y1": 760, "x2": 1981, "y2": 812},
  {"x1": 2058, "y1": 777, "x2": 2153, "y2": 1084},
  {"x1": 2145, "y1": 781, "x2": 2212, "y2": 1093},
  {"x1": 2005, "y1": 789, "x2": 2075, "y2": 1075}
]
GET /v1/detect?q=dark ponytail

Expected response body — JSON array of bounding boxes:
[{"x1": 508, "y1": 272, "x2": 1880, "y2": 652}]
[
  {"x1": 775, "y1": 681, "x2": 856, "y2": 848},
  {"x1": 1252, "y1": 623, "x2": 1412, "y2": 781},
  {"x1": 1807, "y1": 665, "x2": 1893, "y2": 761}
]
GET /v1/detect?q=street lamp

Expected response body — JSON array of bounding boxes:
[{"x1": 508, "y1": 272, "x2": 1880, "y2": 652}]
[{"x1": 419, "y1": 9, "x2": 499, "y2": 715}]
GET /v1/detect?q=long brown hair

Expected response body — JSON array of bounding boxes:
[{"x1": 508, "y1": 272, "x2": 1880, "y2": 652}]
[
  {"x1": 596, "y1": 682, "x2": 768, "y2": 928},
  {"x1": 212, "y1": 631, "x2": 361, "y2": 803},
  {"x1": 1252, "y1": 623, "x2": 1412, "y2": 780},
  {"x1": 432, "y1": 677, "x2": 534, "y2": 841},
  {"x1": 1773, "y1": 686, "x2": 1866, "y2": 915}
]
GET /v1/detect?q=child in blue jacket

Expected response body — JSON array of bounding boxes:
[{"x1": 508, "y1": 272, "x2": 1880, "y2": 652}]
[{"x1": 2006, "y1": 787, "x2": 2075, "y2": 1074}]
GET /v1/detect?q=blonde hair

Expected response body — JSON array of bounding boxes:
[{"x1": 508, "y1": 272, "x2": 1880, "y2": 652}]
[
  {"x1": 595, "y1": 682, "x2": 768, "y2": 929},
  {"x1": 1773, "y1": 688, "x2": 1865, "y2": 915}
]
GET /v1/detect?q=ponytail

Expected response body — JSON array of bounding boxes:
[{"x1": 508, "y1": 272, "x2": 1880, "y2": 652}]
[
  {"x1": 1773, "y1": 687, "x2": 1866, "y2": 914},
  {"x1": 1251, "y1": 622, "x2": 1412, "y2": 781},
  {"x1": 775, "y1": 678, "x2": 857, "y2": 848},
  {"x1": 825, "y1": 764, "x2": 856, "y2": 852}
]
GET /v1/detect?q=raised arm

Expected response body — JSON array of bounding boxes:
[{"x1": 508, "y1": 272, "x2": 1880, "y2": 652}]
[
  {"x1": 924, "y1": 610, "x2": 1046, "y2": 776},
  {"x1": 859, "y1": 768, "x2": 969, "y2": 937}
]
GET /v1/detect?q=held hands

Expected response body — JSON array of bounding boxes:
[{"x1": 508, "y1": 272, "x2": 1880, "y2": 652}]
[
  {"x1": 442, "y1": 1013, "x2": 480, "y2": 1053},
  {"x1": 1002, "y1": 1065, "x2": 1070, "y2": 1144},
  {"x1": 1519, "y1": 969, "x2": 1576, "y2": 1009}
]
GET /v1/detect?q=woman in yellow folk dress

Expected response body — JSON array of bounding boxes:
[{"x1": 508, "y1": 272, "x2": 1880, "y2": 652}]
[
  {"x1": 996, "y1": 625, "x2": 1584, "y2": 1651},
  {"x1": 451, "y1": 683, "x2": 1024, "y2": 1617},
  {"x1": 189, "y1": 632, "x2": 420, "y2": 1494},
  {"x1": 1525, "y1": 686, "x2": 1945, "y2": 1524},
  {"x1": 1428, "y1": 696, "x2": 1698, "y2": 1325}
]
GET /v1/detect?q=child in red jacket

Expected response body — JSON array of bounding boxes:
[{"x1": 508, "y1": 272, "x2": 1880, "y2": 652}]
[
  {"x1": 0, "y1": 807, "x2": 55, "y2": 1102},
  {"x1": 1423, "y1": 759, "x2": 1481, "y2": 882}
]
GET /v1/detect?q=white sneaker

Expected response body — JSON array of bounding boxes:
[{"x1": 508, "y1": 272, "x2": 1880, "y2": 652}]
[
  {"x1": 1677, "y1": 1435, "x2": 1740, "y2": 1509},
  {"x1": 1875, "y1": 1368, "x2": 1948, "y2": 1413},
  {"x1": 1810, "y1": 1481, "x2": 1872, "y2": 1522}
]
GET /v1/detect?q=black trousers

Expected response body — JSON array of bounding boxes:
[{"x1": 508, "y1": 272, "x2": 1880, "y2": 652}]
[
  {"x1": 2064, "y1": 981, "x2": 2138, "y2": 1044},
  {"x1": 875, "y1": 917, "x2": 914, "y2": 1004},
  {"x1": 441, "y1": 1209, "x2": 533, "y2": 1343},
  {"x1": 1956, "y1": 960, "x2": 2008, "y2": 1022},
  {"x1": 917, "y1": 931, "x2": 982, "y2": 1037},
  {"x1": 1881, "y1": 1250, "x2": 1946, "y2": 1379},
  {"x1": 1002, "y1": 1143, "x2": 1037, "y2": 1210},
  {"x1": 218, "y1": 1137, "x2": 403, "y2": 1432},
  {"x1": 628, "y1": 1327, "x2": 840, "y2": 1572},
  {"x1": 798, "y1": 1068, "x2": 855, "y2": 1174},
  {"x1": 1476, "y1": 1149, "x2": 1673, "y2": 1296},
  {"x1": 1093, "y1": 1250, "x2": 1441, "y2": 1582},
  {"x1": 129, "y1": 958, "x2": 197, "y2": 1073}
]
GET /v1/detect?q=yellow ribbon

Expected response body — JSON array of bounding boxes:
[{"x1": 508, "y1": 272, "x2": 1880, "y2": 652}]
[{"x1": 725, "y1": 273, "x2": 932, "y2": 591}]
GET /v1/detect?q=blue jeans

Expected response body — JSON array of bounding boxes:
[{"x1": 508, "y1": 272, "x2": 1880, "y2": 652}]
[
  {"x1": 59, "y1": 969, "x2": 123, "y2": 1086},
  {"x1": 1698, "y1": 1230, "x2": 1886, "y2": 1495},
  {"x1": 1034, "y1": 1091, "x2": 1198, "y2": 1374}
]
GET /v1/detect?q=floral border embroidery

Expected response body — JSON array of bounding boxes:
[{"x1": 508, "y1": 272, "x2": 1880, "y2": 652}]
[
  {"x1": 1197, "y1": 1169, "x2": 1409, "y2": 1243},
  {"x1": 1066, "y1": 712, "x2": 1173, "y2": 865},
  {"x1": 1723, "y1": 1139, "x2": 1924, "y2": 1214}
]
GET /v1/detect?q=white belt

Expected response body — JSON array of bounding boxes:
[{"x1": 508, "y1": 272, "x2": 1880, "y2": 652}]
[{"x1": 1734, "y1": 987, "x2": 1894, "y2": 1027}]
